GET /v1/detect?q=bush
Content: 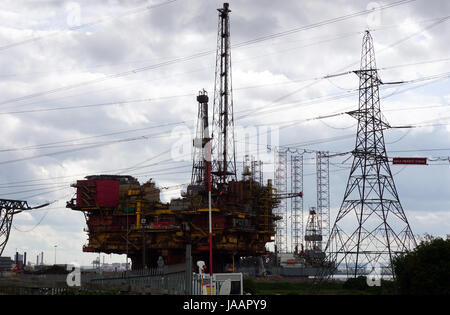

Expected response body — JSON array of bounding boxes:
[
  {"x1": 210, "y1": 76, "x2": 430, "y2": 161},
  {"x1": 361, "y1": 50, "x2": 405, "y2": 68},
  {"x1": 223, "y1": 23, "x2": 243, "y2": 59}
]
[
  {"x1": 342, "y1": 276, "x2": 369, "y2": 291},
  {"x1": 393, "y1": 235, "x2": 450, "y2": 295}
]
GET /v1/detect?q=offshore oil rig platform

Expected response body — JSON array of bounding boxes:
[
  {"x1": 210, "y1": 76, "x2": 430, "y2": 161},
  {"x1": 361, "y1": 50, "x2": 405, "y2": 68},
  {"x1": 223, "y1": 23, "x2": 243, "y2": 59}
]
[
  {"x1": 66, "y1": 3, "x2": 293, "y2": 272},
  {"x1": 66, "y1": 172, "x2": 281, "y2": 271}
]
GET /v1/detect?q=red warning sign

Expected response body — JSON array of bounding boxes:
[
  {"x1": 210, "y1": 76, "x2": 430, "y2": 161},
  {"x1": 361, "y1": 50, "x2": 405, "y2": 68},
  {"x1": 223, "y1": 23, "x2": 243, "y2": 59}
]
[{"x1": 392, "y1": 158, "x2": 427, "y2": 165}]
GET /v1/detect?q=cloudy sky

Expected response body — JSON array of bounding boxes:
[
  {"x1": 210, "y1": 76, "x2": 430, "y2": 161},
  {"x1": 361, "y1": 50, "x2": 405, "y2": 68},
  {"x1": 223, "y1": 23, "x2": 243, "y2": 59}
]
[{"x1": 0, "y1": 0, "x2": 449, "y2": 266}]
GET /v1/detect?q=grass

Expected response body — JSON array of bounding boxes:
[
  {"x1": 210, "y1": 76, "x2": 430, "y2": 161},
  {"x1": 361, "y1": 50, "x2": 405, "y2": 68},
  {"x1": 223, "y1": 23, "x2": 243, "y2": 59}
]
[{"x1": 243, "y1": 277, "x2": 397, "y2": 295}]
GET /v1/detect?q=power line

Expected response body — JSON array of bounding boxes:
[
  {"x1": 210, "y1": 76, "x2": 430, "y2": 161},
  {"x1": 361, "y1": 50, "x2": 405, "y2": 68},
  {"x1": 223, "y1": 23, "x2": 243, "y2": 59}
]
[
  {"x1": 237, "y1": 69, "x2": 450, "y2": 125},
  {"x1": 0, "y1": 66, "x2": 207, "y2": 113},
  {"x1": 234, "y1": 17, "x2": 450, "y2": 122},
  {"x1": 0, "y1": 131, "x2": 172, "y2": 166},
  {"x1": 0, "y1": 64, "x2": 446, "y2": 118},
  {"x1": 0, "y1": 94, "x2": 194, "y2": 116},
  {"x1": 0, "y1": 0, "x2": 418, "y2": 107},
  {"x1": 20, "y1": 186, "x2": 71, "y2": 200},
  {"x1": 0, "y1": 148, "x2": 189, "y2": 186},
  {"x1": 232, "y1": 0, "x2": 418, "y2": 48},
  {"x1": 0, "y1": 120, "x2": 190, "y2": 153},
  {"x1": 2, "y1": 13, "x2": 448, "y2": 84},
  {"x1": 0, "y1": 71, "x2": 446, "y2": 169},
  {"x1": 0, "y1": 64, "x2": 443, "y2": 177},
  {"x1": 0, "y1": 184, "x2": 68, "y2": 196},
  {"x1": 0, "y1": 0, "x2": 180, "y2": 52},
  {"x1": 12, "y1": 208, "x2": 52, "y2": 233}
]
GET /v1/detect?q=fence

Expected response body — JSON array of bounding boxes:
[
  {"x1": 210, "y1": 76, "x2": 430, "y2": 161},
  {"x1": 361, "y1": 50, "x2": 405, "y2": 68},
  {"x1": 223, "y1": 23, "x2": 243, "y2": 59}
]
[
  {"x1": 0, "y1": 267, "x2": 242, "y2": 295},
  {"x1": 192, "y1": 273, "x2": 243, "y2": 295},
  {"x1": 87, "y1": 264, "x2": 186, "y2": 294}
]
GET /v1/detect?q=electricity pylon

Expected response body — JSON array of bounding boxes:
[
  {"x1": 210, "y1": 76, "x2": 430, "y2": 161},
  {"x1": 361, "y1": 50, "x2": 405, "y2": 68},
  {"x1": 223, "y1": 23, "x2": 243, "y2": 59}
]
[{"x1": 324, "y1": 31, "x2": 416, "y2": 278}]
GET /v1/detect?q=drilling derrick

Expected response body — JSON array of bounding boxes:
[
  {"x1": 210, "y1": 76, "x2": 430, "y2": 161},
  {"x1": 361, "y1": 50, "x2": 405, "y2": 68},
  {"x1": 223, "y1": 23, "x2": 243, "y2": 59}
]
[
  {"x1": 305, "y1": 208, "x2": 322, "y2": 251},
  {"x1": 191, "y1": 90, "x2": 210, "y2": 188},
  {"x1": 303, "y1": 207, "x2": 325, "y2": 266},
  {"x1": 211, "y1": 2, "x2": 236, "y2": 186},
  {"x1": 325, "y1": 31, "x2": 416, "y2": 277}
]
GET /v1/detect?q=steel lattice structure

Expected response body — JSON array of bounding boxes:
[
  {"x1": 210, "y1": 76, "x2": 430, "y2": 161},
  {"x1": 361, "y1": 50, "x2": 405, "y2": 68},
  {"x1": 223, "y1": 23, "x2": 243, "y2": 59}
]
[
  {"x1": 305, "y1": 207, "x2": 322, "y2": 252},
  {"x1": 290, "y1": 154, "x2": 303, "y2": 253},
  {"x1": 243, "y1": 155, "x2": 263, "y2": 183},
  {"x1": 191, "y1": 90, "x2": 210, "y2": 186},
  {"x1": 251, "y1": 157, "x2": 263, "y2": 184},
  {"x1": 274, "y1": 149, "x2": 288, "y2": 253},
  {"x1": 0, "y1": 199, "x2": 31, "y2": 256},
  {"x1": 211, "y1": 3, "x2": 237, "y2": 185},
  {"x1": 324, "y1": 31, "x2": 416, "y2": 277},
  {"x1": 316, "y1": 151, "x2": 330, "y2": 252}
]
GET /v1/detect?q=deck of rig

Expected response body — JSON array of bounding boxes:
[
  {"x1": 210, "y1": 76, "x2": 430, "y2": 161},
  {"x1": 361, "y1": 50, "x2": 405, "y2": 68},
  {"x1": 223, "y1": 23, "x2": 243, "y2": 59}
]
[{"x1": 66, "y1": 3, "x2": 283, "y2": 272}]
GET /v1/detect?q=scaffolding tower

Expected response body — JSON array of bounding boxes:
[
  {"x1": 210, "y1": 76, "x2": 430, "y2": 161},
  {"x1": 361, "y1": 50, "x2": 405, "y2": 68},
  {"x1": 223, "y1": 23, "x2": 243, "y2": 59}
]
[
  {"x1": 316, "y1": 151, "x2": 330, "y2": 252},
  {"x1": 290, "y1": 154, "x2": 303, "y2": 254},
  {"x1": 274, "y1": 149, "x2": 288, "y2": 253}
]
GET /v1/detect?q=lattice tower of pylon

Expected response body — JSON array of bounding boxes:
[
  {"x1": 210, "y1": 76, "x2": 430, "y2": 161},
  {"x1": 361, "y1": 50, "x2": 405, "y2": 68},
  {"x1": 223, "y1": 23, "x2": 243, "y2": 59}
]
[
  {"x1": 0, "y1": 199, "x2": 49, "y2": 255},
  {"x1": 316, "y1": 151, "x2": 330, "y2": 252},
  {"x1": 191, "y1": 90, "x2": 210, "y2": 186},
  {"x1": 0, "y1": 209, "x2": 14, "y2": 256},
  {"x1": 211, "y1": 3, "x2": 237, "y2": 185},
  {"x1": 274, "y1": 149, "x2": 288, "y2": 253},
  {"x1": 324, "y1": 31, "x2": 416, "y2": 277},
  {"x1": 290, "y1": 154, "x2": 303, "y2": 253}
]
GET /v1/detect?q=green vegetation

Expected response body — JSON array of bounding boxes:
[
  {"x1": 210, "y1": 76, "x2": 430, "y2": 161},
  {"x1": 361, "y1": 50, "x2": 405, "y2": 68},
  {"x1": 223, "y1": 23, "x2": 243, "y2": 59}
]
[
  {"x1": 243, "y1": 277, "x2": 396, "y2": 295},
  {"x1": 392, "y1": 235, "x2": 450, "y2": 295},
  {"x1": 342, "y1": 276, "x2": 368, "y2": 290},
  {"x1": 243, "y1": 277, "x2": 258, "y2": 295},
  {"x1": 243, "y1": 236, "x2": 450, "y2": 295}
]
